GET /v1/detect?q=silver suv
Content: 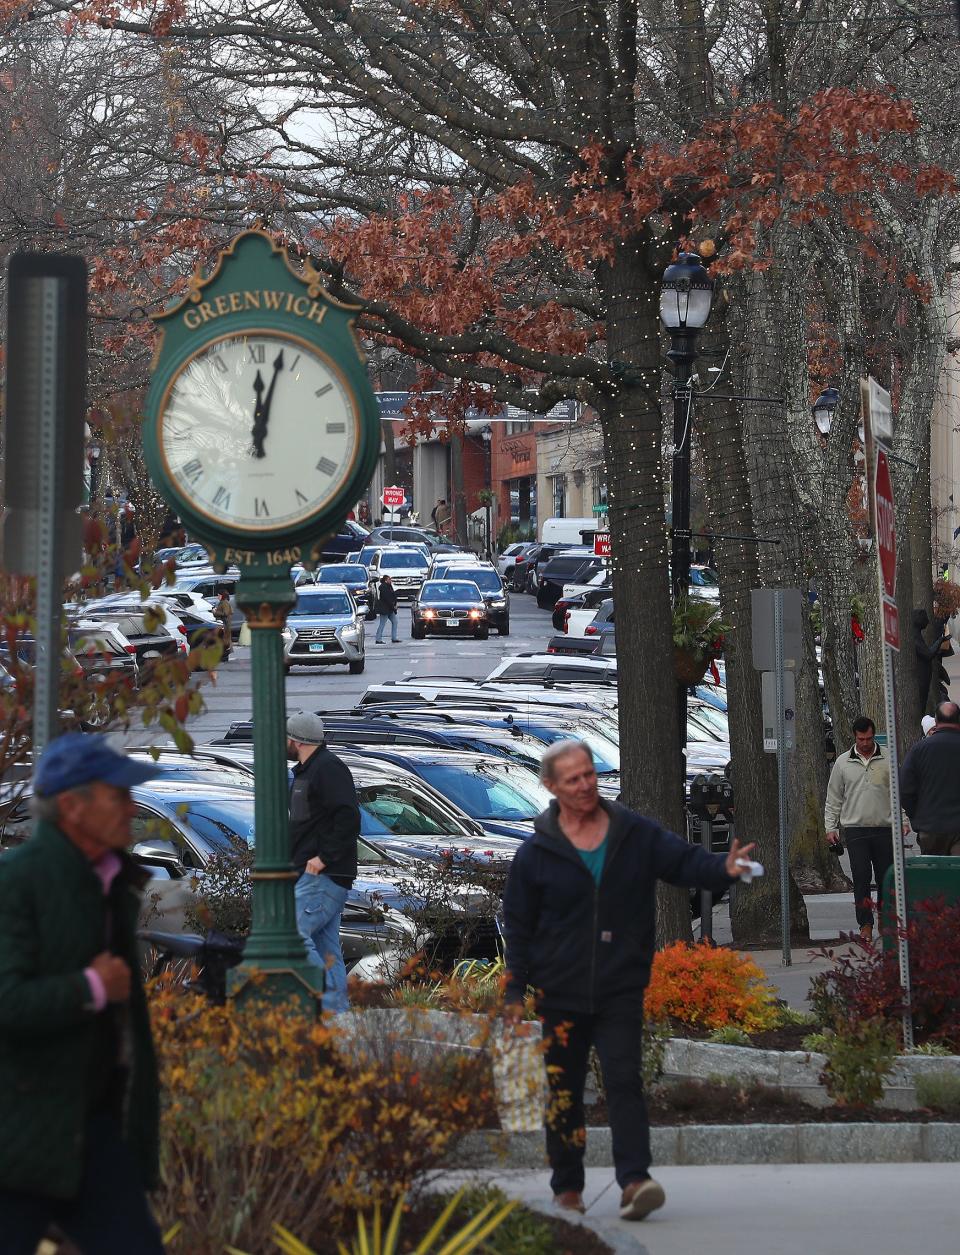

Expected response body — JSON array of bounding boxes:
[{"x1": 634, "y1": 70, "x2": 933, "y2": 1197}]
[
  {"x1": 367, "y1": 548, "x2": 429, "y2": 601},
  {"x1": 283, "y1": 584, "x2": 365, "y2": 674}
]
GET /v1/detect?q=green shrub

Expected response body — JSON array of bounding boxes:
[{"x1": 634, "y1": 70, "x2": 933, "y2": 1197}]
[
  {"x1": 775, "y1": 1005, "x2": 817, "y2": 1029},
  {"x1": 819, "y1": 1017, "x2": 898, "y2": 1108},
  {"x1": 706, "y1": 1025, "x2": 752, "y2": 1046},
  {"x1": 915, "y1": 1073, "x2": 960, "y2": 1115},
  {"x1": 801, "y1": 1031, "x2": 832, "y2": 1053},
  {"x1": 908, "y1": 1042, "x2": 955, "y2": 1057}
]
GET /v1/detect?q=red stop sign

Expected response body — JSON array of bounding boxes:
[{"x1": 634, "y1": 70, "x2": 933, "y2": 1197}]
[{"x1": 875, "y1": 449, "x2": 896, "y2": 599}]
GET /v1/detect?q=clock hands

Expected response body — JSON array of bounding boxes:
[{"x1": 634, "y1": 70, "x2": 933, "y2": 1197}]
[{"x1": 249, "y1": 351, "x2": 284, "y2": 458}]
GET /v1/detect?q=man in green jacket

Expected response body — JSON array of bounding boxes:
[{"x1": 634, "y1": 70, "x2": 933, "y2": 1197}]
[{"x1": 0, "y1": 732, "x2": 165, "y2": 1254}]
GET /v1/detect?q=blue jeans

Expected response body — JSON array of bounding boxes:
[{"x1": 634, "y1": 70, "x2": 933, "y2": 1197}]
[
  {"x1": 295, "y1": 871, "x2": 350, "y2": 1013},
  {"x1": 375, "y1": 611, "x2": 399, "y2": 642},
  {"x1": 0, "y1": 1110, "x2": 165, "y2": 1255}
]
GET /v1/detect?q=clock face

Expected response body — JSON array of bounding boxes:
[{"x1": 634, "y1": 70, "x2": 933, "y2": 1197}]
[{"x1": 158, "y1": 330, "x2": 360, "y2": 531}]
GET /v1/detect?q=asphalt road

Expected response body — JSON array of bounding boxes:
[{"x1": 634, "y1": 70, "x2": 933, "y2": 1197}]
[{"x1": 182, "y1": 589, "x2": 556, "y2": 744}]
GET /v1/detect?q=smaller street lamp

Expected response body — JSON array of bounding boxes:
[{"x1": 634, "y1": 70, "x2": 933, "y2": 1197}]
[{"x1": 812, "y1": 386, "x2": 839, "y2": 437}]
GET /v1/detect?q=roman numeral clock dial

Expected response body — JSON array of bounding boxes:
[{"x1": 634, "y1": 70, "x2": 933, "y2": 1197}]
[{"x1": 158, "y1": 332, "x2": 359, "y2": 531}]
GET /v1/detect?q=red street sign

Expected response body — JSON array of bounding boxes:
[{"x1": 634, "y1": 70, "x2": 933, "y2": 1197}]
[
  {"x1": 875, "y1": 449, "x2": 896, "y2": 599},
  {"x1": 594, "y1": 532, "x2": 611, "y2": 557},
  {"x1": 381, "y1": 486, "x2": 405, "y2": 507},
  {"x1": 883, "y1": 597, "x2": 900, "y2": 651}
]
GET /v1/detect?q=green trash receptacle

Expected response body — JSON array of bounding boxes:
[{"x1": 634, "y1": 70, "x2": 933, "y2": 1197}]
[{"x1": 881, "y1": 855, "x2": 960, "y2": 946}]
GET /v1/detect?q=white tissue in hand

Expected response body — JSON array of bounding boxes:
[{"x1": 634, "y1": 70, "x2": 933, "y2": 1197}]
[{"x1": 735, "y1": 858, "x2": 764, "y2": 883}]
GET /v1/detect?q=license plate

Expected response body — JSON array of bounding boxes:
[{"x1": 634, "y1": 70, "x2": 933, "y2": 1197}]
[{"x1": 308, "y1": 642, "x2": 326, "y2": 653}]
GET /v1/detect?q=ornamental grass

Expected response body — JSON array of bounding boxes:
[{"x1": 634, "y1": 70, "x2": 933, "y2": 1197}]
[
  {"x1": 645, "y1": 942, "x2": 780, "y2": 1033},
  {"x1": 151, "y1": 983, "x2": 496, "y2": 1253}
]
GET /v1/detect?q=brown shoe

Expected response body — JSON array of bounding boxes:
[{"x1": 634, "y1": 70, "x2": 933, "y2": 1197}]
[
  {"x1": 860, "y1": 923, "x2": 874, "y2": 943},
  {"x1": 553, "y1": 1191, "x2": 586, "y2": 1214},
  {"x1": 619, "y1": 1177, "x2": 666, "y2": 1220}
]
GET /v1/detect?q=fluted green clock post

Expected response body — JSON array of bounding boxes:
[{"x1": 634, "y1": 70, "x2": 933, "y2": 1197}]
[{"x1": 143, "y1": 231, "x2": 380, "y2": 1009}]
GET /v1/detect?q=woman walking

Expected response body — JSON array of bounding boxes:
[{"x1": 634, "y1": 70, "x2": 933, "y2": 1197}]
[{"x1": 374, "y1": 574, "x2": 400, "y2": 644}]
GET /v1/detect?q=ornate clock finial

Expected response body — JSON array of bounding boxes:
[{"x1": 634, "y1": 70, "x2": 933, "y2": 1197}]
[
  {"x1": 302, "y1": 256, "x2": 323, "y2": 299},
  {"x1": 186, "y1": 265, "x2": 205, "y2": 304}
]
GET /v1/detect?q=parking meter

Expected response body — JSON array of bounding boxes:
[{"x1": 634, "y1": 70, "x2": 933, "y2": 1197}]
[{"x1": 688, "y1": 773, "x2": 727, "y2": 944}]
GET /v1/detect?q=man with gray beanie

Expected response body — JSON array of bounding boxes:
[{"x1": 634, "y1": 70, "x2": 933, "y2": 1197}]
[{"x1": 286, "y1": 712, "x2": 360, "y2": 1013}]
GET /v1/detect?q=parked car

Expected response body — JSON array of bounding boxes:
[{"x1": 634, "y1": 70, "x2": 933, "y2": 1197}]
[
  {"x1": 337, "y1": 745, "x2": 552, "y2": 841},
  {"x1": 367, "y1": 526, "x2": 450, "y2": 552},
  {"x1": 411, "y1": 580, "x2": 489, "y2": 640},
  {"x1": 553, "y1": 583, "x2": 612, "y2": 632},
  {"x1": 317, "y1": 520, "x2": 372, "y2": 563},
  {"x1": 316, "y1": 562, "x2": 372, "y2": 616},
  {"x1": 536, "y1": 552, "x2": 603, "y2": 609},
  {"x1": 68, "y1": 620, "x2": 140, "y2": 688},
  {"x1": 283, "y1": 585, "x2": 365, "y2": 673},
  {"x1": 366, "y1": 547, "x2": 430, "y2": 601},
  {"x1": 171, "y1": 570, "x2": 243, "y2": 640},
  {"x1": 496, "y1": 542, "x2": 535, "y2": 583},
  {"x1": 540, "y1": 516, "x2": 601, "y2": 546},
  {"x1": 66, "y1": 605, "x2": 185, "y2": 667}
]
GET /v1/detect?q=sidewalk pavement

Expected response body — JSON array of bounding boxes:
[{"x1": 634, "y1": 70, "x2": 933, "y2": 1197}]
[
  {"x1": 445, "y1": 1163, "x2": 955, "y2": 1254},
  {"x1": 701, "y1": 890, "x2": 859, "y2": 1008}
]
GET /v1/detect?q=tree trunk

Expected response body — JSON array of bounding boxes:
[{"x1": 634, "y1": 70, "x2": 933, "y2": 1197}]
[
  {"x1": 597, "y1": 235, "x2": 692, "y2": 945},
  {"x1": 450, "y1": 431, "x2": 468, "y2": 546}
]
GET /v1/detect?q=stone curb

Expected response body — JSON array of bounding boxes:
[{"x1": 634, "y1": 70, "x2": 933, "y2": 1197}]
[{"x1": 451, "y1": 1123, "x2": 960, "y2": 1168}]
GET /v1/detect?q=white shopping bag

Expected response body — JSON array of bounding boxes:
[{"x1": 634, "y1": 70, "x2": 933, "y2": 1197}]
[{"x1": 491, "y1": 1022, "x2": 546, "y2": 1133}]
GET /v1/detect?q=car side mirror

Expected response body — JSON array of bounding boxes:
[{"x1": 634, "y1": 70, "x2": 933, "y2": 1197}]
[{"x1": 132, "y1": 839, "x2": 186, "y2": 877}]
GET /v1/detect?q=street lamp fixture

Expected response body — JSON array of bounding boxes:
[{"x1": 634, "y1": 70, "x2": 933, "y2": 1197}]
[{"x1": 812, "y1": 386, "x2": 839, "y2": 437}]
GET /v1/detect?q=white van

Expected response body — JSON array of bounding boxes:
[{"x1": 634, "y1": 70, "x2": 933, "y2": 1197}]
[{"x1": 540, "y1": 516, "x2": 599, "y2": 546}]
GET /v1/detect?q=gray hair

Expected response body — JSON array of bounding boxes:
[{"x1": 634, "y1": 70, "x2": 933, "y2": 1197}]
[
  {"x1": 539, "y1": 739, "x2": 594, "y2": 783},
  {"x1": 30, "y1": 785, "x2": 90, "y2": 823}
]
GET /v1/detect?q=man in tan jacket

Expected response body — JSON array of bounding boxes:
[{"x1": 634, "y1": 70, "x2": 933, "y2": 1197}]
[{"x1": 824, "y1": 715, "x2": 893, "y2": 941}]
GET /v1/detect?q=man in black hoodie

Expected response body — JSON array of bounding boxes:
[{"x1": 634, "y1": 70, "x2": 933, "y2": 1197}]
[
  {"x1": 287, "y1": 711, "x2": 360, "y2": 1013},
  {"x1": 900, "y1": 701, "x2": 960, "y2": 854},
  {"x1": 502, "y1": 739, "x2": 755, "y2": 1221}
]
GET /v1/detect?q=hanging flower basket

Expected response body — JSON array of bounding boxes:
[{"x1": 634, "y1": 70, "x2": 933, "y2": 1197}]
[
  {"x1": 672, "y1": 597, "x2": 730, "y2": 686},
  {"x1": 673, "y1": 648, "x2": 711, "y2": 687}
]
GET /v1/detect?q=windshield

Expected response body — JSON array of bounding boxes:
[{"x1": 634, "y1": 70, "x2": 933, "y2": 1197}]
[
  {"x1": 293, "y1": 592, "x2": 353, "y2": 615},
  {"x1": 421, "y1": 581, "x2": 482, "y2": 602},
  {"x1": 183, "y1": 798, "x2": 256, "y2": 852},
  {"x1": 520, "y1": 724, "x2": 620, "y2": 773},
  {"x1": 417, "y1": 762, "x2": 550, "y2": 821},
  {"x1": 452, "y1": 569, "x2": 502, "y2": 593},
  {"x1": 688, "y1": 705, "x2": 729, "y2": 741},
  {"x1": 356, "y1": 783, "x2": 472, "y2": 836},
  {"x1": 381, "y1": 552, "x2": 427, "y2": 570},
  {"x1": 690, "y1": 568, "x2": 719, "y2": 587},
  {"x1": 319, "y1": 565, "x2": 366, "y2": 583}
]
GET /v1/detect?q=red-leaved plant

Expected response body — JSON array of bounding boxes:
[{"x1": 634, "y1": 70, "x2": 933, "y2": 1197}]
[{"x1": 809, "y1": 897, "x2": 960, "y2": 1051}]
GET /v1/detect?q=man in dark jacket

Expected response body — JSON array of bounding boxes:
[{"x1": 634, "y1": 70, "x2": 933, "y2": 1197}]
[
  {"x1": 374, "y1": 573, "x2": 400, "y2": 643},
  {"x1": 502, "y1": 739, "x2": 756, "y2": 1221},
  {"x1": 900, "y1": 701, "x2": 960, "y2": 854},
  {"x1": 0, "y1": 733, "x2": 164, "y2": 1254},
  {"x1": 287, "y1": 711, "x2": 361, "y2": 1012}
]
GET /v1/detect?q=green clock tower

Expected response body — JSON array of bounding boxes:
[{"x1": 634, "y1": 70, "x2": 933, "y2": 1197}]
[{"x1": 143, "y1": 230, "x2": 380, "y2": 1007}]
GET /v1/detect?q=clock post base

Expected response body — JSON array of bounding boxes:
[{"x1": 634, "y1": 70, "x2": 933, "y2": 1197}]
[{"x1": 228, "y1": 564, "x2": 323, "y2": 1017}]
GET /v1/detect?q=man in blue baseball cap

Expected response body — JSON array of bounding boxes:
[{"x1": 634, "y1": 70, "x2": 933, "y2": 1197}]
[{"x1": 0, "y1": 732, "x2": 165, "y2": 1254}]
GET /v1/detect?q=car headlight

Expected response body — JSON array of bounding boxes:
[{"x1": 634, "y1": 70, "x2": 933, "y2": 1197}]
[
  {"x1": 423, "y1": 609, "x2": 436, "y2": 619},
  {"x1": 468, "y1": 609, "x2": 481, "y2": 619},
  {"x1": 489, "y1": 598, "x2": 506, "y2": 608},
  {"x1": 281, "y1": 628, "x2": 294, "y2": 641},
  {"x1": 340, "y1": 626, "x2": 359, "y2": 641}
]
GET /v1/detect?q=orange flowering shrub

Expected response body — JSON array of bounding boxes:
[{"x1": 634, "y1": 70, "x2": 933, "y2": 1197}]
[
  {"x1": 645, "y1": 943, "x2": 780, "y2": 1033},
  {"x1": 151, "y1": 986, "x2": 495, "y2": 1253}
]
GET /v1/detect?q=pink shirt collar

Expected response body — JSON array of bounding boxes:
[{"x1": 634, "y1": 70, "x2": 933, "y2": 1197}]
[{"x1": 92, "y1": 851, "x2": 123, "y2": 894}]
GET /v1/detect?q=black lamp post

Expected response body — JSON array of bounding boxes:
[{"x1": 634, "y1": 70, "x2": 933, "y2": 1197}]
[
  {"x1": 660, "y1": 252, "x2": 715, "y2": 606},
  {"x1": 480, "y1": 425, "x2": 493, "y2": 558},
  {"x1": 660, "y1": 252, "x2": 714, "y2": 805}
]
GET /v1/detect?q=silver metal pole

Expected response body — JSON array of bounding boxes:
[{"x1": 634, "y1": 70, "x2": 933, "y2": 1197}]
[
  {"x1": 774, "y1": 589, "x2": 791, "y2": 966},
  {"x1": 882, "y1": 640, "x2": 914, "y2": 1048},
  {"x1": 700, "y1": 815, "x2": 713, "y2": 944},
  {"x1": 31, "y1": 278, "x2": 66, "y2": 758}
]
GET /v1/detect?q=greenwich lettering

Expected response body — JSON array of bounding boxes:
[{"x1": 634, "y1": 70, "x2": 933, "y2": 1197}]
[{"x1": 183, "y1": 291, "x2": 327, "y2": 330}]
